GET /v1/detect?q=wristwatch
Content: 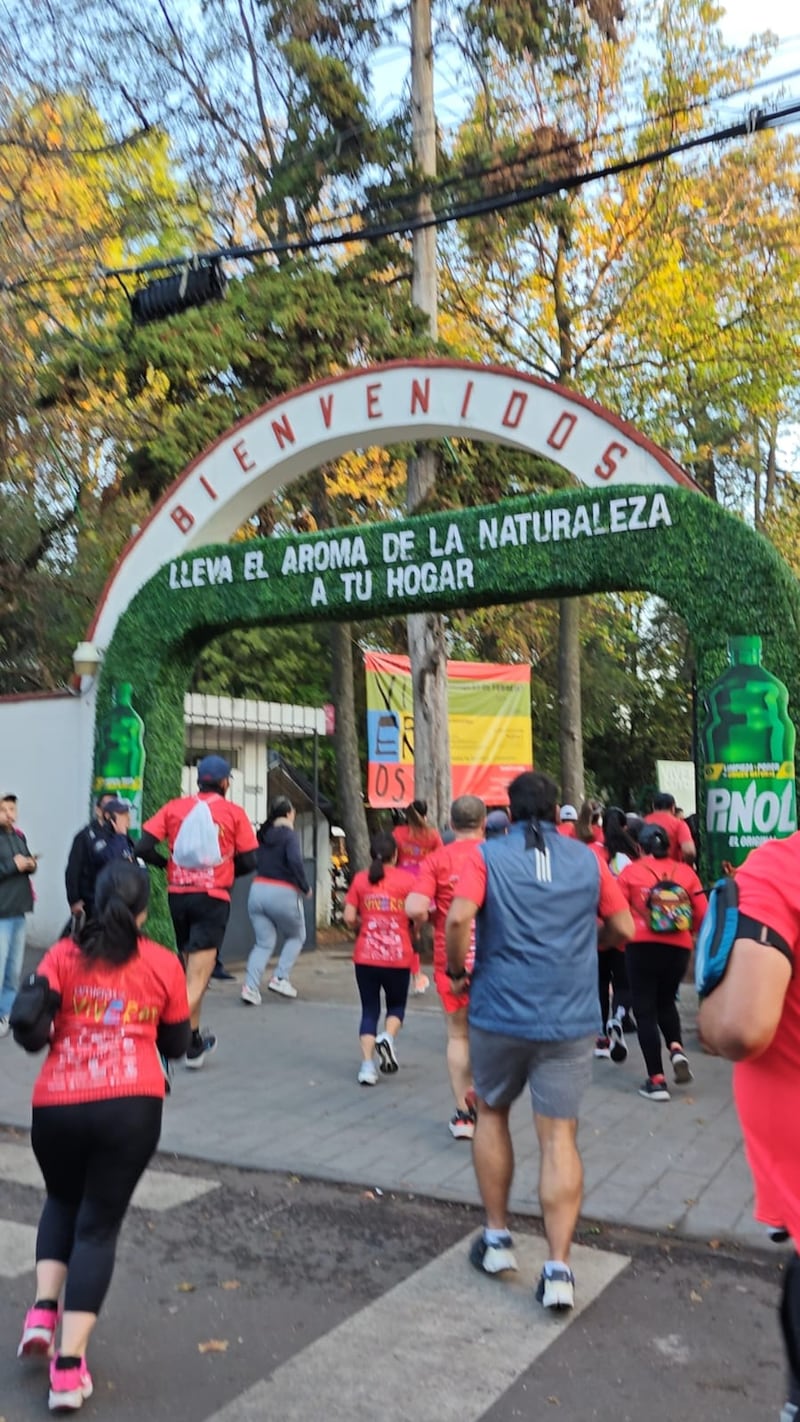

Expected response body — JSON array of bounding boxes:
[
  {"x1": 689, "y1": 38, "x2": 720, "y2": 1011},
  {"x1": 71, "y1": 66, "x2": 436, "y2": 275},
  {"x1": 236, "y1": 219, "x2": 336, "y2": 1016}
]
[{"x1": 445, "y1": 966, "x2": 468, "y2": 980}]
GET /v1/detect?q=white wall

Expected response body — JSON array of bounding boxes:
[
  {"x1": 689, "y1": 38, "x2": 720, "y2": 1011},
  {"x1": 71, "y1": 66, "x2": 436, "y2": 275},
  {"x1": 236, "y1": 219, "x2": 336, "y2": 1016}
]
[
  {"x1": 0, "y1": 685, "x2": 332, "y2": 949},
  {"x1": 2, "y1": 689, "x2": 96, "y2": 948}
]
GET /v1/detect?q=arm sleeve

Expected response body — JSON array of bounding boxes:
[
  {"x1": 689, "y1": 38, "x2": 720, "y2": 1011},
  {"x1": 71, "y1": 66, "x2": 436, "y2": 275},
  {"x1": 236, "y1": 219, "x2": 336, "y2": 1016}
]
[
  {"x1": 133, "y1": 831, "x2": 168, "y2": 868},
  {"x1": 156, "y1": 1019, "x2": 192, "y2": 1058},
  {"x1": 233, "y1": 849, "x2": 257, "y2": 877}
]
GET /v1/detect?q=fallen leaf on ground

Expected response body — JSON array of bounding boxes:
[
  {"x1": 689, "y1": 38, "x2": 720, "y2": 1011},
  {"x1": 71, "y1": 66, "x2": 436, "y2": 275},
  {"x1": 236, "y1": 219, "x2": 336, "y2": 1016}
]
[
  {"x1": 220, "y1": 1280, "x2": 240, "y2": 1291},
  {"x1": 708, "y1": 1239, "x2": 721, "y2": 1250},
  {"x1": 689, "y1": 1289, "x2": 703, "y2": 1304},
  {"x1": 198, "y1": 1339, "x2": 229, "y2": 1354},
  {"x1": 176, "y1": 1282, "x2": 196, "y2": 1293}
]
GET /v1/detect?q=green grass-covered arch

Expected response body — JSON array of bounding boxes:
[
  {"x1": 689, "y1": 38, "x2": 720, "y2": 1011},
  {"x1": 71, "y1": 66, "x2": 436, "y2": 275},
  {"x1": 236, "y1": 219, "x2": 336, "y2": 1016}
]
[{"x1": 98, "y1": 482, "x2": 800, "y2": 914}]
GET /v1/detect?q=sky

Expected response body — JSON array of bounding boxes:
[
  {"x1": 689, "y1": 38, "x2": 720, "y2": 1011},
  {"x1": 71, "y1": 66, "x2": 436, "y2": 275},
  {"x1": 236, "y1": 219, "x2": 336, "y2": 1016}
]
[{"x1": 372, "y1": 1, "x2": 800, "y2": 133}]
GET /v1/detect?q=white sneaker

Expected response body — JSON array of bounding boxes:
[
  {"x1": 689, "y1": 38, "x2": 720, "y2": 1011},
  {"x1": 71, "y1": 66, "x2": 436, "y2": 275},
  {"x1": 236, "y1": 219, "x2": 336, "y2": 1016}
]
[
  {"x1": 0, "y1": 1015, "x2": 9, "y2": 1039},
  {"x1": 357, "y1": 1060, "x2": 379, "y2": 1086},
  {"x1": 241, "y1": 984, "x2": 261, "y2": 1006},
  {"x1": 375, "y1": 1032, "x2": 399, "y2": 1073},
  {"x1": 536, "y1": 1264, "x2": 575, "y2": 1310},
  {"x1": 268, "y1": 977, "x2": 297, "y2": 999}
]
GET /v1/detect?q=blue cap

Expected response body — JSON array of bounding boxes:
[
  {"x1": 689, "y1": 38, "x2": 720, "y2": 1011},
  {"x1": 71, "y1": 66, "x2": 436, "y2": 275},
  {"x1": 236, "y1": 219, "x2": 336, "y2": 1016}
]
[
  {"x1": 485, "y1": 809, "x2": 510, "y2": 836},
  {"x1": 197, "y1": 754, "x2": 231, "y2": 784}
]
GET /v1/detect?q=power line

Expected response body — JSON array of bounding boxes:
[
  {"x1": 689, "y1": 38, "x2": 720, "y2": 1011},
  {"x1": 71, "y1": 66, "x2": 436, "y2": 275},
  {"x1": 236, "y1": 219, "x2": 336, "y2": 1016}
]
[{"x1": 97, "y1": 96, "x2": 800, "y2": 281}]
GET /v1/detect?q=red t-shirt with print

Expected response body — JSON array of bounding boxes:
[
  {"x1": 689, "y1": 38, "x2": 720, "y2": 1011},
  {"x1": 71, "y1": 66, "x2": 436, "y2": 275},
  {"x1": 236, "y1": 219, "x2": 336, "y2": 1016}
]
[
  {"x1": 393, "y1": 824, "x2": 443, "y2": 878},
  {"x1": 616, "y1": 854, "x2": 706, "y2": 949},
  {"x1": 414, "y1": 838, "x2": 483, "y2": 973},
  {"x1": 143, "y1": 792, "x2": 257, "y2": 901},
  {"x1": 454, "y1": 845, "x2": 629, "y2": 921},
  {"x1": 731, "y1": 833, "x2": 800, "y2": 1244},
  {"x1": 644, "y1": 810, "x2": 694, "y2": 860},
  {"x1": 32, "y1": 935, "x2": 189, "y2": 1106},
  {"x1": 345, "y1": 864, "x2": 417, "y2": 968}
]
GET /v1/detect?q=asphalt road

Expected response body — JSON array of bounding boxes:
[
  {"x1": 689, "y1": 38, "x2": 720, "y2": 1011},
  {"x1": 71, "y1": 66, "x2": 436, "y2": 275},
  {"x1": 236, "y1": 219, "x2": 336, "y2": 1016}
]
[{"x1": 0, "y1": 1127, "x2": 790, "y2": 1422}]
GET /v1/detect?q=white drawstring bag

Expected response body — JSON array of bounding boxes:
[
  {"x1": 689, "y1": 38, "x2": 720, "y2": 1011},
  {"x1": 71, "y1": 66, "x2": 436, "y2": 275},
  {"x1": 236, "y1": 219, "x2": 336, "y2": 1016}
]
[{"x1": 172, "y1": 798, "x2": 222, "y2": 869}]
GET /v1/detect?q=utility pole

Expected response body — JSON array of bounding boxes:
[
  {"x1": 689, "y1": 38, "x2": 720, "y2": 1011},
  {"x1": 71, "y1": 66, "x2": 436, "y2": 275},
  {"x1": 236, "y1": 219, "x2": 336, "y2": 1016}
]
[{"x1": 407, "y1": 0, "x2": 451, "y2": 829}]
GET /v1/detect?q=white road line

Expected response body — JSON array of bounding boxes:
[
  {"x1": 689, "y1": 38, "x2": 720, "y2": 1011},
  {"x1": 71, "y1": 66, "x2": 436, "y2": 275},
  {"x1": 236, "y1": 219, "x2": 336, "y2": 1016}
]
[
  {"x1": 0, "y1": 1142, "x2": 219, "y2": 1212},
  {"x1": 0, "y1": 1219, "x2": 37, "y2": 1278},
  {"x1": 206, "y1": 1233, "x2": 629, "y2": 1422}
]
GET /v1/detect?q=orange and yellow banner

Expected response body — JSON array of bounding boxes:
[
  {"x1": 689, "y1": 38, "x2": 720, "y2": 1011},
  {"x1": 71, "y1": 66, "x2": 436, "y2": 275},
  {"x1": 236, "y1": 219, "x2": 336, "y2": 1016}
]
[{"x1": 364, "y1": 652, "x2": 532, "y2": 808}]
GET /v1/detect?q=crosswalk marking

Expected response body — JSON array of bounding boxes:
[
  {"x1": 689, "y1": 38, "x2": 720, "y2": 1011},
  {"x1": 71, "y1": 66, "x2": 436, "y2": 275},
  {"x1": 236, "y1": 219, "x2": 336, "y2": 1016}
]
[
  {"x1": 0, "y1": 1142, "x2": 219, "y2": 1212},
  {"x1": 206, "y1": 1233, "x2": 629, "y2": 1422},
  {"x1": 0, "y1": 1220, "x2": 37, "y2": 1278}
]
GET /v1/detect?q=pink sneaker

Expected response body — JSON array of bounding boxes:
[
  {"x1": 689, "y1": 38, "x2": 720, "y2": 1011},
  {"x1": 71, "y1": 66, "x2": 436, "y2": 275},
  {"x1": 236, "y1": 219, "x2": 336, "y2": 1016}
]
[
  {"x1": 48, "y1": 1355, "x2": 93, "y2": 1412},
  {"x1": 17, "y1": 1305, "x2": 58, "y2": 1359}
]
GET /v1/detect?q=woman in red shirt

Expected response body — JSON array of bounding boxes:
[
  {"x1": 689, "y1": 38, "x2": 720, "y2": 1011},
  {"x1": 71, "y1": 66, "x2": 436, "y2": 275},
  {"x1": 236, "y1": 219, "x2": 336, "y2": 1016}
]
[
  {"x1": 393, "y1": 800, "x2": 442, "y2": 994},
  {"x1": 344, "y1": 831, "x2": 417, "y2": 1086},
  {"x1": 12, "y1": 861, "x2": 190, "y2": 1412},
  {"x1": 617, "y1": 823, "x2": 707, "y2": 1101}
]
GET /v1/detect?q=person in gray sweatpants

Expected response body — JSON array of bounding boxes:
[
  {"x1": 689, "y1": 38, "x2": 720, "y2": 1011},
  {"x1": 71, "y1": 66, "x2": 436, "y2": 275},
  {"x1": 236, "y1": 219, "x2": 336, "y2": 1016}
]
[{"x1": 242, "y1": 798, "x2": 311, "y2": 1003}]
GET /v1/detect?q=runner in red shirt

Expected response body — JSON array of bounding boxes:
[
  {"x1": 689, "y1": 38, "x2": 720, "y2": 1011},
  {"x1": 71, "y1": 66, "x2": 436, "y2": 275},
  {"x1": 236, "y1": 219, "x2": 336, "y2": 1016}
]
[
  {"x1": 699, "y1": 832, "x2": 800, "y2": 1422},
  {"x1": 12, "y1": 861, "x2": 190, "y2": 1411},
  {"x1": 405, "y1": 795, "x2": 486, "y2": 1140},
  {"x1": 644, "y1": 793, "x2": 696, "y2": 863},
  {"x1": 135, "y1": 755, "x2": 257, "y2": 1069},
  {"x1": 344, "y1": 831, "x2": 417, "y2": 1085},
  {"x1": 617, "y1": 823, "x2": 706, "y2": 1100},
  {"x1": 393, "y1": 799, "x2": 443, "y2": 994},
  {"x1": 556, "y1": 803, "x2": 578, "y2": 838}
]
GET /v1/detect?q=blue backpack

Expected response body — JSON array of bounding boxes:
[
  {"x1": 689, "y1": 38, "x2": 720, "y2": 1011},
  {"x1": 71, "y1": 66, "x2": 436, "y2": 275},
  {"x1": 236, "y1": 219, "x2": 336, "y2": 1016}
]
[{"x1": 694, "y1": 876, "x2": 740, "y2": 999}]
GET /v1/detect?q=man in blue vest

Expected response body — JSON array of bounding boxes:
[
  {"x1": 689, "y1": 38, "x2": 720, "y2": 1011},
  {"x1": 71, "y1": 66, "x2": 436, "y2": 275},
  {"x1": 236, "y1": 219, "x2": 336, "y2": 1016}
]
[{"x1": 445, "y1": 770, "x2": 633, "y2": 1311}]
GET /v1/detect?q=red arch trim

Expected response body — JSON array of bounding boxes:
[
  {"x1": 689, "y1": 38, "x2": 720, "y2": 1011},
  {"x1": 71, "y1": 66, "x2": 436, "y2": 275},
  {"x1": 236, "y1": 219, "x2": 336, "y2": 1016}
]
[{"x1": 88, "y1": 358, "x2": 699, "y2": 639}]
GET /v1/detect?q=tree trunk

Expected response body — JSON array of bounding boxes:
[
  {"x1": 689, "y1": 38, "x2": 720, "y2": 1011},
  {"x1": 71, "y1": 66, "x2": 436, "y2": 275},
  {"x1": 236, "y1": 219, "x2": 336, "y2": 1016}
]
[
  {"x1": 330, "y1": 622, "x2": 371, "y2": 874},
  {"x1": 553, "y1": 221, "x2": 585, "y2": 804},
  {"x1": 558, "y1": 597, "x2": 584, "y2": 805},
  {"x1": 406, "y1": 0, "x2": 451, "y2": 828}
]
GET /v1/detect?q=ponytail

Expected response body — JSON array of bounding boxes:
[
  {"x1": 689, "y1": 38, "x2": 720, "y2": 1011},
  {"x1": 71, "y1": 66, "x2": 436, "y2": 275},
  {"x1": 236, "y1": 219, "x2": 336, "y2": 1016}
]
[
  {"x1": 405, "y1": 799, "x2": 428, "y2": 831},
  {"x1": 76, "y1": 861, "x2": 148, "y2": 966},
  {"x1": 368, "y1": 830, "x2": 398, "y2": 884},
  {"x1": 259, "y1": 795, "x2": 294, "y2": 841}
]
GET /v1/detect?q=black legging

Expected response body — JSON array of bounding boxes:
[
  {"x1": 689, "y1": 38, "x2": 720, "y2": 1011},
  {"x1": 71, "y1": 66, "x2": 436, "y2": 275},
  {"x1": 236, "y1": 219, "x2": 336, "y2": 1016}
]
[
  {"x1": 781, "y1": 1253, "x2": 800, "y2": 1408},
  {"x1": 354, "y1": 964, "x2": 410, "y2": 1036},
  {"x1": 31, "y1": 1096, "x2": 162, "y2": 1314},
  {"x1": 597, "y1": 948, "x2": 631, "y2": 1029},
  {"x1": 625, "y1": 941, "x2": 690, "y2": 1078}
]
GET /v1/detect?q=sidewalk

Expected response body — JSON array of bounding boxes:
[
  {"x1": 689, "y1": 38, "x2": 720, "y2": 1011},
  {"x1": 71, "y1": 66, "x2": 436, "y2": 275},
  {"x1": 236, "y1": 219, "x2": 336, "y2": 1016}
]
[{"x1": 0, "y1": 945, "x2": 763, "y2": 1248}]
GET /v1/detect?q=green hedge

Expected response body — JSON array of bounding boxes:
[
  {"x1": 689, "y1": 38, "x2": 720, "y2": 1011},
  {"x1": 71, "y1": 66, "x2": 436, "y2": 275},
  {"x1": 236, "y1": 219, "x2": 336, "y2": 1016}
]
[{"x1": 97, "y1": 483, "x2": 800, "y2": 937}]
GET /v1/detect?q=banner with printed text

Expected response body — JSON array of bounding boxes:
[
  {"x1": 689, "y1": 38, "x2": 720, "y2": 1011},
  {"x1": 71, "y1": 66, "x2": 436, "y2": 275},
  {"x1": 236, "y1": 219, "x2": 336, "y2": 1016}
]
[{"x1": 365, "y1": 652, "x2": 532, "y2": 808}]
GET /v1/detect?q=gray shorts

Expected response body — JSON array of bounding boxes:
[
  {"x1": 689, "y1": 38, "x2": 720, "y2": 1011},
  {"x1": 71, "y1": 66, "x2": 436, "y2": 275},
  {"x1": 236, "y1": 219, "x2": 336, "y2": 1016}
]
[{"x1": 469, "y1": 1025, "x2": 593, "y2": 1119}]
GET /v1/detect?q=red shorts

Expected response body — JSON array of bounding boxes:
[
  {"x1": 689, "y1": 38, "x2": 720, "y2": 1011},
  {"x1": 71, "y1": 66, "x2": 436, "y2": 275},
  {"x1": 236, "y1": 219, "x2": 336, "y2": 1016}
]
[{"x1": 434, "y1": 969, "x2": 470, "y2": 1015}]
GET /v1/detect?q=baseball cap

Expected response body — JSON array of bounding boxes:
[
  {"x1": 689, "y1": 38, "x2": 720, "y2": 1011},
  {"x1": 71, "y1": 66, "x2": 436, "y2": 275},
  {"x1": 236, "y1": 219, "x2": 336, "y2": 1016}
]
[
  {"x1": 197, "y1": 754, "x2": 231, "y2": 784},
  {"x1": 485, "y1": 809, "x2": 510, "y2": 836},
  {"x1": 103, "y1": 797, "x2": 132, "y2": 816},
  {"x1": 559, "y1": 804, "x2": 578, "y2": 821}
]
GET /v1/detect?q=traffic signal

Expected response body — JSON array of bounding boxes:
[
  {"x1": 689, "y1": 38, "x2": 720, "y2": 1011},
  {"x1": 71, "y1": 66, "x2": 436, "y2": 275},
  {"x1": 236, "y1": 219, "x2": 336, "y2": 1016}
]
[{"x1": 130, "y1": 257, "x2": 226, "y2": 325}]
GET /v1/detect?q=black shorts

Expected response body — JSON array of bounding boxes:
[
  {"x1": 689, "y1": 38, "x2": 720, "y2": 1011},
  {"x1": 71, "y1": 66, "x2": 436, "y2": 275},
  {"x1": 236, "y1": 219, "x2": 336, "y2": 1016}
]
[{"x1": 169, "y1": 893, "x2": 230, "y2": 956}]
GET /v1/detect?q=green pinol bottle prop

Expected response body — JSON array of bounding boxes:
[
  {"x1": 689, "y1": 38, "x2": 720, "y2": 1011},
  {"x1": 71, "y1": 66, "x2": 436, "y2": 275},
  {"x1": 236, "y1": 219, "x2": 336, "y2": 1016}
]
[
  {"x1": 92, "y1": 682, "x2": 146, "y2": 832},
  {"x1": 702, "y1": 636, "x2": 797, "y2": 876}
]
